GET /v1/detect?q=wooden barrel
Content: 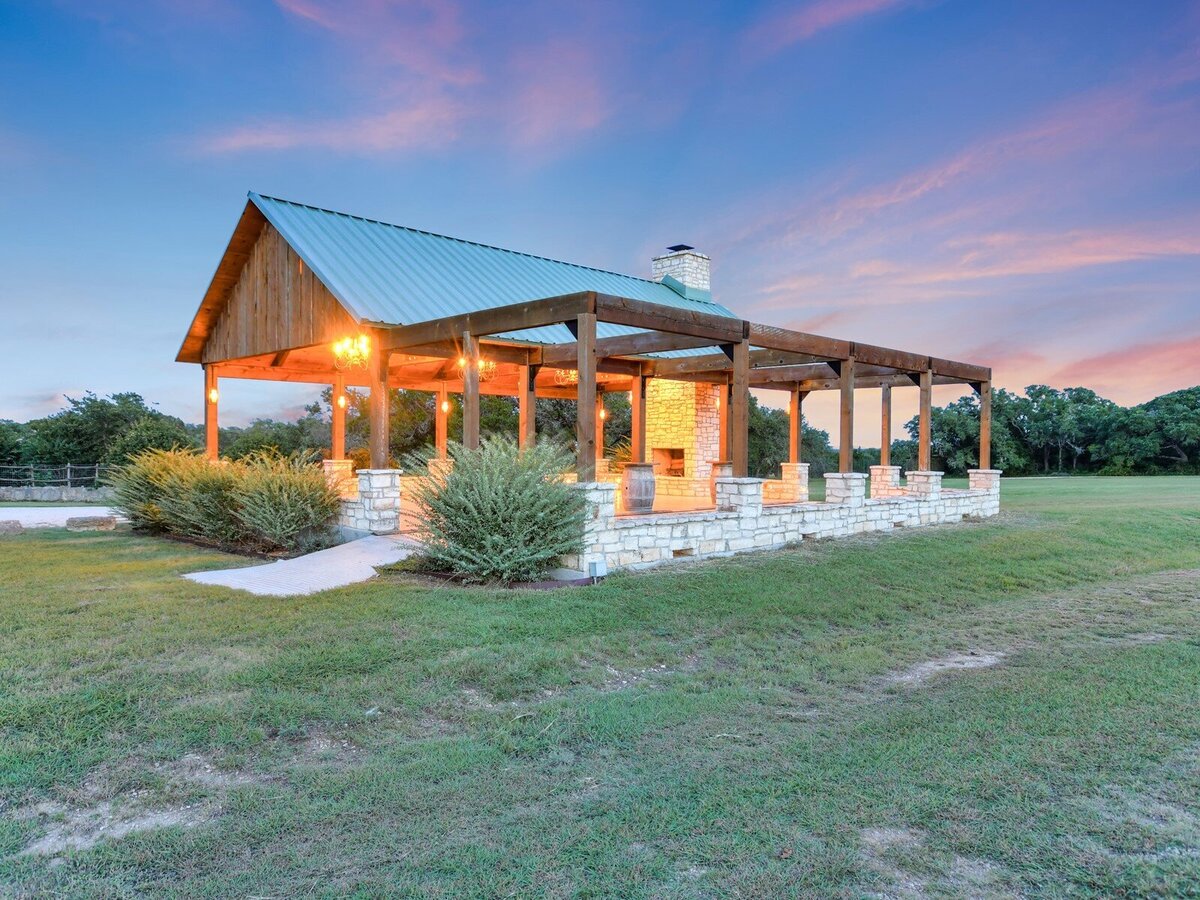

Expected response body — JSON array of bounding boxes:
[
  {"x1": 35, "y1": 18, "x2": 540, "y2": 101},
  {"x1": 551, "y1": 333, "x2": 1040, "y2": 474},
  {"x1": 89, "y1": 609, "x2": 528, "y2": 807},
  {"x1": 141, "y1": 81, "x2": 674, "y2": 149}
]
[
  {"x1": 621, "y1": 463, "x2": 656, "y2": 514},
  {"x1": 709, "y1": 461, "x2": 733, "y2": 505}
]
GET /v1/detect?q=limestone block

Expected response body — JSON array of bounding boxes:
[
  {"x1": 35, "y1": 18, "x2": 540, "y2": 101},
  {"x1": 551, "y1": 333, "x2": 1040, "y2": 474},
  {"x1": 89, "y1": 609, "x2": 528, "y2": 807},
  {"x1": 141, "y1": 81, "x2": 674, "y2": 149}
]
[
  {"x1": 0, "y1": 520, "x2": 22, "y2": 535},
  {"x1": 65, "y1": 516, "x2": 117, "y2": 532},
  {"x1": 869, "y1": 465, "x2": 903, "y2": 498},
  {"x1": 905, "y1": 471, "x2": 944, "y2": 500},
  {"x1": 967, "y1": 469, "x2": 1003, "y2": 493}
]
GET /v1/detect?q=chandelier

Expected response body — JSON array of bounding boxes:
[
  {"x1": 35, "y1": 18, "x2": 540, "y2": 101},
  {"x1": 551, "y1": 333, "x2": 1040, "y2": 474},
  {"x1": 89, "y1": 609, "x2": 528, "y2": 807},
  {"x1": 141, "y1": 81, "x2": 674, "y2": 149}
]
[
  {"x1": 458, "y1": 356, "x2": 498, "y2": 383},
  {"x1": 553, "y1": 367, "x2": 579, "y2": 386},
  {"x1": 332, "y1": 335, "x2": 371, "y2": 371}
]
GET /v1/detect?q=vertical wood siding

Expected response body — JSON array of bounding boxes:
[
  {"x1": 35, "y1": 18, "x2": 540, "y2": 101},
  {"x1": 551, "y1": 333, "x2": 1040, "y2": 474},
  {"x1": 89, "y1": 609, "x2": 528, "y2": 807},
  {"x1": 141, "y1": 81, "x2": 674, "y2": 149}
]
[{"x1": 201, "y1": 222, "x2": 359, "y2": 364}]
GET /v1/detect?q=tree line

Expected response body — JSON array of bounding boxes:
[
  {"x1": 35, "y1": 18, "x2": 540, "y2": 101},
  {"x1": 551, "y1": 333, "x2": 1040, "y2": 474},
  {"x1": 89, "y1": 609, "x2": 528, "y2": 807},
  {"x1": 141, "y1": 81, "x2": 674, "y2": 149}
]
[{"x1": 1, "y1": 384, "x2": 1196, "y2": 477}]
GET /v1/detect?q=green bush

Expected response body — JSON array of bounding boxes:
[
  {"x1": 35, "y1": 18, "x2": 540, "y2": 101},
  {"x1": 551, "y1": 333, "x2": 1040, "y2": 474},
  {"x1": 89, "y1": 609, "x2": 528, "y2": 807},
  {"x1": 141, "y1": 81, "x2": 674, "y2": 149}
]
[
  {"x1": 403, "y1": 437, "x2": 587, "y2": 584},
  {"x1": 106, "y1": 448, "x2": 340, "y2": 554},
  {"x1": 235, "y1": 451, "x2": 342, "y2": 553}
]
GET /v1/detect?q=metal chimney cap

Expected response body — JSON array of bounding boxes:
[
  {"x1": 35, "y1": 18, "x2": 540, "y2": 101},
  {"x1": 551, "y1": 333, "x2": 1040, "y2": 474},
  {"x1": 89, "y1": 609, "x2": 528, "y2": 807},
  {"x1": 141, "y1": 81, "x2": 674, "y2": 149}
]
[{"x1": 666, "y1": 244, "x2": 694, "y2": 252}]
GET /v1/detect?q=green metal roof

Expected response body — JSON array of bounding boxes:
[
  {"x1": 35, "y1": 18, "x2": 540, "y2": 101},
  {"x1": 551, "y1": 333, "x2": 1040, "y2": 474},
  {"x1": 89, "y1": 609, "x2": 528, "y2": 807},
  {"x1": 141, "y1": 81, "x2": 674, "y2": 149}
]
[{"x1": 249, "y1": 192, "x2": 737, "y2": 348}]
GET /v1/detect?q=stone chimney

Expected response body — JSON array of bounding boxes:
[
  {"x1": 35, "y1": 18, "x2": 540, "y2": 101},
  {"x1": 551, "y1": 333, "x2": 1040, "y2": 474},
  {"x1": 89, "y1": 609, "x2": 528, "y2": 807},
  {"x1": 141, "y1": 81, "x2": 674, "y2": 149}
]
[{"x1": 652, "y1": 244, "x2": 710, "y2": 291}]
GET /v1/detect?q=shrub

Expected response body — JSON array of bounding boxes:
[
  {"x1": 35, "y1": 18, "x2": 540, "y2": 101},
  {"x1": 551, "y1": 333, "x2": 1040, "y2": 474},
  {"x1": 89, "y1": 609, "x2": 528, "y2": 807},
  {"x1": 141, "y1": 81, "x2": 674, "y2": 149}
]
[
  {"x1": 107, "y1": 448, "x2": 340, "y2": 554},
  {"x1": 403, "y1": 437, "x2": 587, "y2": 584},
  {"x1": 235, "y1": 451, "x2": 341, "y2": 553}
]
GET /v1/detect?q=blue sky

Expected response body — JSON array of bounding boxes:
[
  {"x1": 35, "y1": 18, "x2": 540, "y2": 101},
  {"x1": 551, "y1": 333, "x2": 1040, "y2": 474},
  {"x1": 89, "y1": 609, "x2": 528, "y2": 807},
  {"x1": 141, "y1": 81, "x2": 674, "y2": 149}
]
[{"x1": 1, "y1": 0, "x2": 1198, "y2": 442}]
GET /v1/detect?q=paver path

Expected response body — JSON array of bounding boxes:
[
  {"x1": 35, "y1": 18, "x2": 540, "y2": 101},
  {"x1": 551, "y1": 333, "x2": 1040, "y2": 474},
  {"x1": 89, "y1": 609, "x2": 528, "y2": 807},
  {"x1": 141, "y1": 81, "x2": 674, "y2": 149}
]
[
  {"x1": 2, "y1": 507, "x2": 123, "y2": 528},
  {"x1": 184, "y1": 534, "x2": 418, "y2": 597}
]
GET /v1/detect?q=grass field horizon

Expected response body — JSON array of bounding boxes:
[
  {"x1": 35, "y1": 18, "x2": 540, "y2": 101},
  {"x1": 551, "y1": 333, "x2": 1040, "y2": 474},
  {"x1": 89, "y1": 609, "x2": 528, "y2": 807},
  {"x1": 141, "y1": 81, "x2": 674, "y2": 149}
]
[{"x1": 2, "y1": 477, "x2": 1198, "y2": 896}]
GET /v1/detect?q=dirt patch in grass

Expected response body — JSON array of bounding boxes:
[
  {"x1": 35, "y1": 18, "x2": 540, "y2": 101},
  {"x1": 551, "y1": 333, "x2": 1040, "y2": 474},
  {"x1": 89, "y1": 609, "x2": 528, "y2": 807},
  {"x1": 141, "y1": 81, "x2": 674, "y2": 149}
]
[
  {"x1": 857, "y1": 826, "x2": 1012, "y2": 899},
  {"x1": 17, "y1": 798, "x2": 219, "y2": 857},
  {"x1": 883, "y1": 650, "x2": 1006, "y2": 686}
]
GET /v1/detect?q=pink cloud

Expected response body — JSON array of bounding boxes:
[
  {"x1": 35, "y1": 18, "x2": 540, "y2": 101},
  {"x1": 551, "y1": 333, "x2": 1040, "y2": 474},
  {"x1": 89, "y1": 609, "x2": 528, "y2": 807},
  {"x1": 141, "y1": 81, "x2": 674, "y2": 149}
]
[
  {"x1": 503, "y1": 40, "x2": 612, "y2": 148},
  {"x1": 1052, "y1": 334, "x2": 1200, "y2": 403},
  {"x1": 200, "y1": 96, "x2": 464, "y2": 154},
  {"x1": 744, "y1": 0, "x2": 911, "y2": 57}
]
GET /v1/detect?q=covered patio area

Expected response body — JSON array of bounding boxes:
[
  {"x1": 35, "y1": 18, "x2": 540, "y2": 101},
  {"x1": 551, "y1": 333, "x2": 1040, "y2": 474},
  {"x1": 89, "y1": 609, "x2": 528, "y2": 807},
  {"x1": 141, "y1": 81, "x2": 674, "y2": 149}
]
[{"x1": 179, "y1": 193, "x2": 999, "y2": 570}]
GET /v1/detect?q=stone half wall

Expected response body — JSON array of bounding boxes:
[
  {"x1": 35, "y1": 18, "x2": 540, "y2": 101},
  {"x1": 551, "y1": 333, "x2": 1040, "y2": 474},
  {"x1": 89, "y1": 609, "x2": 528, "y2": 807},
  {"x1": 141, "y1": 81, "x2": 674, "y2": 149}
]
[{"x1": 563, "y1": 470, "x2": 1002, "y2": 573}]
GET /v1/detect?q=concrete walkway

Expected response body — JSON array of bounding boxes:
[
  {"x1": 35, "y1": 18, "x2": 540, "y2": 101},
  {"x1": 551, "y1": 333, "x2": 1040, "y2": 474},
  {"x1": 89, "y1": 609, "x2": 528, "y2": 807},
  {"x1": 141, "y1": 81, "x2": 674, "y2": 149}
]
[
  {"x1": 1, "y1": 506, "x2": 123, "y2": 528},
  {"x1": 184, "y1": 534, "x2": 419, "y2": 597}
]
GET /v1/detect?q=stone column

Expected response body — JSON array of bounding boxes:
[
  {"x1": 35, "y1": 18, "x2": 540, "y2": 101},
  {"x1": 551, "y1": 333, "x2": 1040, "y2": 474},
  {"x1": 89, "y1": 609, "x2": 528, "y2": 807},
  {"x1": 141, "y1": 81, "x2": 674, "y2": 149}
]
[
  {"x1": 967, "y1": 469, "x2": 1002, "y2": 493},
  {"x1": 594, "y1": 458, "x2": 610, "y2": 479},
  {"x1": 825, "y1": 472, "x2": 867, "y2": 507},
  {"x1": 356, "y1": 469, "x2": 401, "y2": 534},
  {"x1": 869, "y1": 465, "x2": 903, "y2": 498},
  {"x1": 779, "y1": 462, "x2": 809, "y2": 501},
  {"x1": 575, "y1": 481, "x2": 617, "y2": 571},
  {"x1": 906, "y1": 471, "x2": 943, "y2": 501},
  {"x1": 715, "y1": 477, "x2": 763, "y2": 517}
]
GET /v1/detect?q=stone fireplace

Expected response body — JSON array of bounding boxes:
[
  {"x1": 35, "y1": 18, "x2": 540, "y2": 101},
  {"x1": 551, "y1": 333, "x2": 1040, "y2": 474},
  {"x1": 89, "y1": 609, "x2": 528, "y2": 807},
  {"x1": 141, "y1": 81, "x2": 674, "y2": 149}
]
[{"x1": 645, "y1": 378, "x2": 721, "y2": 497}]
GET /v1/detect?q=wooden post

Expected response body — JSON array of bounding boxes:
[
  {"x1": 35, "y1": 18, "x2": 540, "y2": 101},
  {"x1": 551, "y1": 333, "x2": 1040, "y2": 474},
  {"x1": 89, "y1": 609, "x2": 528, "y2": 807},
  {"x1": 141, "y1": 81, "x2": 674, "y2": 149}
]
[
  {"x1": 718, "y1": 377, "x2": 730, "y2": 461},
  {"x1": 518, "y1": 364, "x2": 538, "y2": 449},
  {"x1": 978, "y1": 379, "x2": 992, "y2": 469},
  {"x1": 788, "y1": 387, "x2": 804, "y2": 464},
  {"x1": 838, "y1": 357, "x2": 855, "y2": 473},
  {"x1": 331, "y1": 373, "x2": 346, "y2": 460},
  {"x1": 204, "y1": 364, "x2": 219, "y2": 461},
  {"x1": 880, "y1": 382, "x2": 892, "y2": 466},
  {"x1": 368, "y1": 333, "x2": 390, "y2": 468},
  {"x1": 462, "y1": 331, "x2": 480, "y2": 450},
  {"x1": 731, "y1": 340, "x2": 750, "y2": 477},
  {"x1": 435, "y1": 384, "x2": 448, "y2": 458},
  {"x1": 630, "y1": 370, "x2": 647, "y2": 463},
  {"x1": 595, "y1": 393, "x2": 606, "y2": 460},
  {"x1": 576, "y1": 313, "x2": 598, "y2": 480},
  {"x1": 918, "y1": 367, "x2": 933, "y2": 471}
]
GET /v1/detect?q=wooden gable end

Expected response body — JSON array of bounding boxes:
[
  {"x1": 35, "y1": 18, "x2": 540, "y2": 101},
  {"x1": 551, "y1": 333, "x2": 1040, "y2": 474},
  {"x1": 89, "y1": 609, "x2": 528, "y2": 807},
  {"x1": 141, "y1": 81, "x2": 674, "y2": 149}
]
[{"x1": 201, "y1": 221, "x2": 360, "y2": 364}]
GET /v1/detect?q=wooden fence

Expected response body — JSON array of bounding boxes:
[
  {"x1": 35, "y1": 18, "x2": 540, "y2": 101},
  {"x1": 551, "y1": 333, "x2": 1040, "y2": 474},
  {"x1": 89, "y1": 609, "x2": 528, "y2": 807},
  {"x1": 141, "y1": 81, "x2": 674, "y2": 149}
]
[{"x1": 0, "y1": 464, "x2": 114, "y2": 488}]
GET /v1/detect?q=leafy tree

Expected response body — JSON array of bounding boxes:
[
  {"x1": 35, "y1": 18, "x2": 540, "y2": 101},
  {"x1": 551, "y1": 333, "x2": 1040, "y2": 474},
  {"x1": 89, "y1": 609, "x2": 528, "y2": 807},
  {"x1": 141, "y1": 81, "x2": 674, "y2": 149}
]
[
  {"x1": 21, "y1": 393, "x2": 173, "y2": 464},
  {"x1": 106, "y1": 415, "x2": 197, "y2": 464},
  {"x1": 0, "y1": 420, "x2": 24, "y2": 465}
]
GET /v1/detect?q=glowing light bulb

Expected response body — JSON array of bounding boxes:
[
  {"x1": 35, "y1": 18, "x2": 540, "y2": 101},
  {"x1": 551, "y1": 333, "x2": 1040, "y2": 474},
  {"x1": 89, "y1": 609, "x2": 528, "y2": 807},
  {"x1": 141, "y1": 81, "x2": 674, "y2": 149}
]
[
  {"x1": 599, "y1": 407, "x2": 607, "y2": 420},
  {"x1": 207, "y1": 388, "x2": 219, "y2": 404},
  {"x1": 441, "y1": 400, "x2": 450, "y2": 413},
  {"x1": 336, "y1": 394, "x2": 347, "y2": 409}
]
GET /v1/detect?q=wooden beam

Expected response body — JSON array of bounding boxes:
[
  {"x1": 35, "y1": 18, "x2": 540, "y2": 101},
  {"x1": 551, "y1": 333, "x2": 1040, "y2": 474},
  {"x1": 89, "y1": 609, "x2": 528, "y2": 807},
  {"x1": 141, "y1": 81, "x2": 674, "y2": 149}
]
[
  {"x1": 652, "y1": 350, "x2": 831, "y2": 379},
  {"x1": 204, "y1": 364, "x2": 219, "y2": 461},
  {"x1": 401, "y1": 340, "x2": 536, "y2": 366},
  {"x1": 851, "y1": 342, "x2": 929, "y2": 373},
  {"x1": 332, "y1": 373, "x2": 346, "y2": 460},
  {"x1": 931, "y1": 357, "x2": 990, "y2": 382},
  {"x1": 595, "y1": 293, "x2": 745, "y2": 342},
  {"x1": 541, "y1": 330, "x2": 719, "y2": 365},
  {"x1": 718, "y1": 378, "x2": 730, "y2": 461},
  {"x1": 978, "y1": 379, "x2": 992, "y2": 469},
  {"x1": 435, "y1": 384, "x2": 448, "y2": 459},
  {"x1": 731, "y1": 340, "x2": 750, "y2": 477},
  {"x1": 576, "y1": 313, "x2": 598, "y2": 480},
  {"x1": 918, "y1": 368, "x2": 932, "y2": 470},
  {"x1": 838, "y1": 357, "x2": 855, "y2": 473},
  {"x1": 368, "y1": 333, "x2": 390, "y2": 468},
  {"x1": 880, "y1": 382, "x2": 891, "y2": 467},
  {"x1": 518, "y1": 364, "x2": 537, "y2": 449},
  {"x1": 630, "y1": 371, "x2": 647, "y2": 463},
  {"x1": 747, "y1": 323, "x2": 850, "y2": 359},
  {"x1": 789, "y1": 387, "x2": 804, "y2": 464},
  {"x1": 462, "y1": 332, "x2": 480, "y2": 450},
  {"x1": 384, "y1": 292, "x2": 595, "y2": 351},
  {"x1": 749, "y1": 363, "x2": 837, "y2": 385},
  {"x1": 271, "y1": 349, "x2": 291, "y2": 367}
]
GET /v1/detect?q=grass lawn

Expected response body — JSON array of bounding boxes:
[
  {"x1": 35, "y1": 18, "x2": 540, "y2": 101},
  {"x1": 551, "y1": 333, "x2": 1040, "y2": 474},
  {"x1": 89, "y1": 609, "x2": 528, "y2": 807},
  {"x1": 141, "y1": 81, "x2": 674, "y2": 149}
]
[{"x1": 2, "y1": 477, "x2": 1198, "y2": 897}]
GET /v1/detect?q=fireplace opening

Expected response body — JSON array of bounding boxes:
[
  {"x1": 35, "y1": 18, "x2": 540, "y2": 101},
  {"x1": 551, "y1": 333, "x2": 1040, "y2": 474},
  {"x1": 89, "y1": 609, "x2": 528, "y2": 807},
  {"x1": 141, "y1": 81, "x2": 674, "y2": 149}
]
[{"x1": 652, "y1": 447, "x2": 686, "y2": 477}]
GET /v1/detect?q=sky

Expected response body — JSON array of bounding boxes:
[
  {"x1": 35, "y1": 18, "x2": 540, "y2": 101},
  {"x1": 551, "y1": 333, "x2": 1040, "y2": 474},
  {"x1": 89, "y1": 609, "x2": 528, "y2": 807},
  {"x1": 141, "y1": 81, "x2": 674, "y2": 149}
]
[{"x1": 1, "y1": 0, "x2": 1198, "y2": 445}]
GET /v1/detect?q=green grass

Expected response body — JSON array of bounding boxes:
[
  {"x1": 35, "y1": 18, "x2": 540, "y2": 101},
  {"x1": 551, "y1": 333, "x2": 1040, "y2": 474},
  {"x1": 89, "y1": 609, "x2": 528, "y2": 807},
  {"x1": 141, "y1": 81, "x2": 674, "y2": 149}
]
[{"x1": 1, "y1": 477, "x2": 1198, "y2": 897}]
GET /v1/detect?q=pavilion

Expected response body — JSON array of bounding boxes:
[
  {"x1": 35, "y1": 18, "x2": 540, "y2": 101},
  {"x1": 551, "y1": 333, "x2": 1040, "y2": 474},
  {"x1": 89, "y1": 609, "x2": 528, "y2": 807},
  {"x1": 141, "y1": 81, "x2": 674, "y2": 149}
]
[{"x1": 178, "y1": 192, "x2": 1000, "y2": 568}]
